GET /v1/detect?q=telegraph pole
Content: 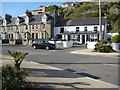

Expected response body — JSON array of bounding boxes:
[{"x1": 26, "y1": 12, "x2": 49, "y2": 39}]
[{"x1": 99, "y1": 0, "x2": 102, "y2": 40}]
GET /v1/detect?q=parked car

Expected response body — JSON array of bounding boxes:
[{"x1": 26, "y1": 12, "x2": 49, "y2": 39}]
[{"x1": 32, "y1": 40, "x2": 56, "y2": 50}]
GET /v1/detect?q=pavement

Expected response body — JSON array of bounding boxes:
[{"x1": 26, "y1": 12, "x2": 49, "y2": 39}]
[
  {"x1": 71, "y1": 49, "x2": 119, "y2": 57},
  {"x1": 1, "y1": 53, "x2": 119, "y2": 89}
]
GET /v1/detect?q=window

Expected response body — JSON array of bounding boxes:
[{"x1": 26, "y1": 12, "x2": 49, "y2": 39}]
[
  {"x1": 9, "y1": 34, "x2": 10, "y2": 39},
  {"x1": 94, "y1": 26, "x2": 98, "y2": 32},
  {"x1": 36, "y1": 33, "x2": 38, "y2": 39},
  {"x1": 26, "y1": 25, "x2": 28, "y2": 30},
  {"x1": 60, "y1": 28, "x2": 64, "y2": 33},
  {"x1": 76, "y1": 27, "x2": 79, "y2": 32},
  {"x1": 36, "y1": 25, "x2": 38, "y2": 30},
  {"x1": 32, "y1": 25, "x2": 34, "y2": 29},
  {"x1": 32, "y1": 33, "x2": 34, "y2": 39},
  {"x1": 43, "y1": 24, "x2": 45, "y2": 29},
  {"x1": 42, "y1": 32, "x2": 44, "y2": 39},
  {"x1": 11, "y1": 34, "x2": 13, "y2": 39},
  {"x1": 16, "y1": 26, "x2": 18, "y2": 30},
  {"x1": 84, "y1": 27, "x2": 87, "y2": 31}
]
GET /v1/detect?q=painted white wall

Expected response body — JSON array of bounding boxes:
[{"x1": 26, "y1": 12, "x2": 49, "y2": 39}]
[
  {"x1": 62, "y1": 3, "x2": 74, "y2": 8},
  {"x1": 25, "y1": 16, "x2": 29, "y2": 24},
  {"x1": 2, "y1": 33, "x2": 8, "y2": 39},
  {"x1": 54, "y1": 25, "x2": 105, "y2": 36},
  {"x1": 42, "y1": 14, "x2": 47, "y2": 22}
]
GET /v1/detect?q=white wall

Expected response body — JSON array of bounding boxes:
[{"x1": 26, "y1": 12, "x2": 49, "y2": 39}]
[{"x1": 54, "y1": 25, "x2": 105, "y2": 36}]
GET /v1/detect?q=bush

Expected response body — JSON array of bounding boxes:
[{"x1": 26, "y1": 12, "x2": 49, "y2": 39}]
[
  {"x1": 112, "y1": 34, "x2": 120, "y2": 43},
  {"x1": 94, "y1": 40, "x2": 114, "y2": 53},
  {"x1": 2, "y1": 64, "x2": 36, "y2": 89}
]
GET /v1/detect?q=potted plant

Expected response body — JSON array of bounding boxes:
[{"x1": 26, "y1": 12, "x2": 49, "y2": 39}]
[{"x1": 112, "y1": 34, "x2": 120, "y2": 51}]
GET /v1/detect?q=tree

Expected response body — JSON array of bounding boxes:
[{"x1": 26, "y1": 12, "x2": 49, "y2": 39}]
[
  {"x1": 111, "y1": 18, "x2": 120, "y2": 33},
  {"x1": 8, "y1": 50, "x2": 28, "y2": 70}
]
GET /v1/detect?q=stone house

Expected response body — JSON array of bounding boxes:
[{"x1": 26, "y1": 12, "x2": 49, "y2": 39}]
[{"x1": 0, "y1": 12, "x2": 54, "y2": 45}]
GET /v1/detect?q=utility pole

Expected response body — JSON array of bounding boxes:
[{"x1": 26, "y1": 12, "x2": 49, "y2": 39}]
[{"x1": 99, "y1": 0, "x2": 102, "y2": 40}]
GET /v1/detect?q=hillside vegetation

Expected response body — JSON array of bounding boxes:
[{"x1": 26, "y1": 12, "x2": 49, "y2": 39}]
[{"x1": 55, "y1": 2, "x2": 120, "y2": 33}]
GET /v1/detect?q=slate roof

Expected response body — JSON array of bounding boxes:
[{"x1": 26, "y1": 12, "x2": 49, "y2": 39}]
[
  {"x1": 0, "y1": 14, "x2": 53, "y2": 26},
  {"x1": 55, "y1": 17, "x2": 107, "y2": 27},
  {"x1": 7, "y1": 17, "x2": 16, "y2": 26},
  {"x1": 29, "y1": 15, "x2": 42, "y2": 24}
]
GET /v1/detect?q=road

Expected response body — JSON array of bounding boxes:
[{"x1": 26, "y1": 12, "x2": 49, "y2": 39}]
[{"x1": 1, "y1": 44, "x2": 119, "y2": 86}]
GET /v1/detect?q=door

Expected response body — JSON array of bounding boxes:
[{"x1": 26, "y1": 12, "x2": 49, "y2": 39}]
[{"x1": 82, "y1": 35, "x2": 85, "y2": 44}]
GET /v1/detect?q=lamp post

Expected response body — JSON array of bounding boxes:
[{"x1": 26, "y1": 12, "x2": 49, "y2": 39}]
[{"x1": 99, "y1": 0, "x2": 102, "y2": 40}]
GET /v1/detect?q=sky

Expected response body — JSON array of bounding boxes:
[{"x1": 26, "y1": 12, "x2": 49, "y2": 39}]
[{"x1": 1, "y1": 2, "x2": 64, "y2": 18}]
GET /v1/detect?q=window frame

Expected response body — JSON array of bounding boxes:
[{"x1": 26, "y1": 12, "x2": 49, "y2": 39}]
[
  {"x1": 76, "y1": 27, "x2": 79, "y2": 32},
  {"x1": 84, "y1": 27, "x2": 87, "y2": 31}
]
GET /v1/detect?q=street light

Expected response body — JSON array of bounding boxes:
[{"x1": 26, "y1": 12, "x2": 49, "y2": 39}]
[{"x1": 99, "y1": 0, "x2": 102, "y2": 40}]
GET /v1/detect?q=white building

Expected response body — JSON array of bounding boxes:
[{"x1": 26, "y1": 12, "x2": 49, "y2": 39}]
[
  {"x1": 61, "y1": 2, "x2": 74, "y2": 8},
  {"x1": 54, "y1": 17, "x2": 107, "y2": 44}
]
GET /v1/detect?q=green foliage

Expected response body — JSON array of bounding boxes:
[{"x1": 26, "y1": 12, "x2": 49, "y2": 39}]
[
  {"x1": 110, "y1": 19, "x2": 120, "y2": 33},
  {"x1": 112, "y1": 34, "x2": 120, "y2": 43},
  {"x1": 8, "y1": 50, "x2": 28, "y2": 70},
  {"x1": 2, "y1": 64, "x2": 34, "y2": 90},
  {"x1": 46, "y1": 5, "x2": 58, "y2": 12},
  {"x1": 94, "y1": 40, "x2": 114, "y2": 53},
  {"x1": 58, "y1": 2, "x2": 120, "y2": 33}
]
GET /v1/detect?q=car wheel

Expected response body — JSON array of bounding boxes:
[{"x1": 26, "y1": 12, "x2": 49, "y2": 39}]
[
  {"x1": 46, "y1": 46, "x2": 49, "y2": 50},
  {"x1": 33, "y1": 45, "x2": 37, "y2": 49}
]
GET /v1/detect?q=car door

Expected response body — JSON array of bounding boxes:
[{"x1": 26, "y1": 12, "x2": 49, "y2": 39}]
[{"x1": 41, "y1": 41, "x2": 46, "y2": 48}]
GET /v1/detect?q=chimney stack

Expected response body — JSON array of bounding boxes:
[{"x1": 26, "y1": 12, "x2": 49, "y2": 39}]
[
  {"x1": 25, "y1": 10, "x2": 32, "y2": 17},
  {"x1": 5, "y1": 14, "x2": 12, "y2": 20}
]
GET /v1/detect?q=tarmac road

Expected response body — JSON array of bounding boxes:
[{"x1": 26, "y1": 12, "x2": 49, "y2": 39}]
[{"x1": 1, "y1": 44, "x2": 119, "y2": 86}]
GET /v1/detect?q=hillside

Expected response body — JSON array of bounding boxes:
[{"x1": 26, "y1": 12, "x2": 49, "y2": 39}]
[{"x1": 56, "y1": 2, "x2": 120, "y2": 33}]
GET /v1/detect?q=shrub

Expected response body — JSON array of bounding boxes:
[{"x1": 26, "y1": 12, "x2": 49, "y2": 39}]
[
  {"x1": 8, "y1": 50, "x2": 28, "y2": 70},
  {"x1": 112, "y1": 34, "x2": 120, "y2": 43},
  {"x1": 94, "y1": 40, "x2": 114, "y2": 53},
  {"x1": 2, "y1": 64, "x2": 34, "y2": 89}
]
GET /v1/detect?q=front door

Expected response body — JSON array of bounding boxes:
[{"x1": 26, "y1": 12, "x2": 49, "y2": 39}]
[{"x1": 82, "y1": 35, "x2": 85, "y2": 44}]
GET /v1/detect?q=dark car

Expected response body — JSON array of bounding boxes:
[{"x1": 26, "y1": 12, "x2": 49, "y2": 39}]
[{"x1": 32, "y1": 40, "x2": 56, "y2": 50}]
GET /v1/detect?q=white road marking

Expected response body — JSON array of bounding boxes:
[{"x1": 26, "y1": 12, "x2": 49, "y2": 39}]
[{"x1": 103, "y1": 64, "x2": 120, "y2": 67}]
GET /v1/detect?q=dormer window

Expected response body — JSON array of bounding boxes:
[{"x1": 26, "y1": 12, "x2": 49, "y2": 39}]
[{"x1": 84, "y1": 27, "x2": 87, "y2": 31}]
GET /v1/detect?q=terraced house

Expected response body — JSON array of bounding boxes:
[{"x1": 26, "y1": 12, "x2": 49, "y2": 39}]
[{"x1": 0, "y1": 11, "x2": 54, "y2": 45}]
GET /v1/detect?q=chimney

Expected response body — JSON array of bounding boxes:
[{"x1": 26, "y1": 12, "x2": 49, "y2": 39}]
[
  {"x1": 5, "y1": 14, "x2": 12, "y2": 20},
  {"x1": 5, "y1": 14, "x2": 12, "y2": 24},
  {"x1": 25, "y1": 10, "x2": 32, "y2": 17}
]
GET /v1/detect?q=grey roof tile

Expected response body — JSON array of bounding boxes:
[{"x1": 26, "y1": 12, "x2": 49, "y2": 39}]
[{"x1": 56, "y1": 17, "x2": 107, "y2": 27}]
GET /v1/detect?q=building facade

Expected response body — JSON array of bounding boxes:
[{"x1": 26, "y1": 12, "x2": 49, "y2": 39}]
[
  {"x1": 0, "y1": 12, "x2": 54, "y2": 45},
  {"x1": 61, "y1": 2, "x2": 74, "y2": 8},
  {"x1": 32, "y1": 5, "x2": 46, "y2": 15},
  {"x1": 54, "y1": 17, "x2": 107, "y2": 44}
]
